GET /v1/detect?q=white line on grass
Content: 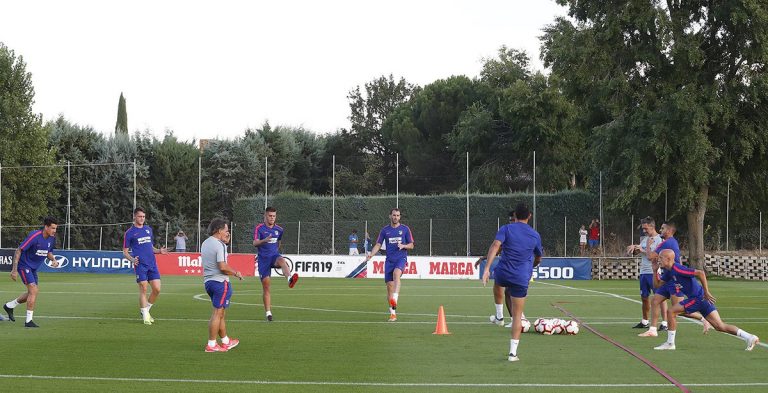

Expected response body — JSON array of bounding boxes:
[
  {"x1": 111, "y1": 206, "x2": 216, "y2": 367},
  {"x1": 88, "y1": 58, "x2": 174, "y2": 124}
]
[
  {"x1": 28, "y1": 314, "x2": 768, "y2": 325},
  {"x1": 538, "y1": 281, "x2": 768, "y2": 349},
  {"x1": 0, "y1": 374, "x2": 766, "y2": 388}
]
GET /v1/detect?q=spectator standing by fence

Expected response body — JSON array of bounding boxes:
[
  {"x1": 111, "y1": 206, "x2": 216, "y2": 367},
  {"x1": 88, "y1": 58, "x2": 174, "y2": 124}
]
[{"x1": 174, "y1": 231, "x2": 188, "y2": 252}]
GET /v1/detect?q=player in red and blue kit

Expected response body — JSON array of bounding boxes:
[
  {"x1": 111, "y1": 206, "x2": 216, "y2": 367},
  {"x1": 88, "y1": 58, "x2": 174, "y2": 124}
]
[
  {"x1": 4, "y1": 216, "x2": 59, "y2": 328},
  {"x1": 482, "y1": 203, "x2": 542, "y2": 362},
  {"x1": 252, "y1": 206, "x2": 298, "y2": 322},
  {"x1": 123, "y1": 207, "x2": 168, "y2": 325},
  {"x1": 365, "y1": 208, "x2": 414, "y2": 322},
  {"x1": 639, "y1": 222, "x2": 679, "y2": 336},
  {"x1": 652, "y1": 249, "x2": 759, "y2": 351},
  {"x1": 640, "y1": 221, "x2": 711, "y2": 337}
]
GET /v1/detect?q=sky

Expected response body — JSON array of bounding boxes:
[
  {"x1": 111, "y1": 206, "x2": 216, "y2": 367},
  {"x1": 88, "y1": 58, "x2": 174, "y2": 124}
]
[{"x1": 1, "y1": 0, "x2": 568, "y2": 142}]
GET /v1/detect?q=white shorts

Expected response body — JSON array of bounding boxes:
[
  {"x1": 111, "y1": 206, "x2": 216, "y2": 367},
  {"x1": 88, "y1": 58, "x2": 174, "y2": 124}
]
[{"x1": 349, "y1": 248, "x2": 359, "y2": 256}]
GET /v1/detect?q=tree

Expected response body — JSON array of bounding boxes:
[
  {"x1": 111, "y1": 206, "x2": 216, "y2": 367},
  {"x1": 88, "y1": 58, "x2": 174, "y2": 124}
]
[
  {"x1": 384, "y1": 75, "x2": 488, "y2": 193},
  {"x1": 542, "y1": 1, "x2": 768, "y2": 267},
  {"x1": 348, "y1": 75, "x2": 418, "y2": 192},
  {"x1": 0, "y1": 43, "x2": 60, "y2": 243},
  {"x1": 115, "y1": 92, "x2": 128, "y2": 135}
]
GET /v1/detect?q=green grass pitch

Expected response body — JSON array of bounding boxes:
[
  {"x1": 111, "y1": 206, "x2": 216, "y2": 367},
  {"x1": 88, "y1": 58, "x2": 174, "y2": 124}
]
[{"x1": 0, "y1": 274, "x2": 765, "y2": 392}]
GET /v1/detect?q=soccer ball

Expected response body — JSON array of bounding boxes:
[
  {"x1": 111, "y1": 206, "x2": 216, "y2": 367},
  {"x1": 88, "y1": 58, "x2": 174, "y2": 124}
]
[
  {"x1": 542, "y1": 319, "x2": 556, "y2": 335},
  {"x1": 551, "y1": 319, "x2": 564, "y2": 335},
  {"x1": 534, "y1": 318, "x2": 546, "y2": 333},
  {"x1": 564, "y1": 320, "x2": 580, "y2": 335},
  {"x1": 520, "y1": 318, "x2": 531, "y2": 333}
]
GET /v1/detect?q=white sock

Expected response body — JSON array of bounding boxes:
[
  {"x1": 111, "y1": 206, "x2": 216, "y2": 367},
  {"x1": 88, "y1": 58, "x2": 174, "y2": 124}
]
[
  {"x1": 147, "y1": 303, "x2": 153, "y2": 311},
  {"x1": 521, "y1": 312, "x2": 526, "y2": 320},
  {"x1": 393, "y1": 293, "x2": 399, "y2": 302},
  {"x1": 266, "y1": 310, "x2": 272, "y2": 317},
  {"x1": 641, "y1": 319, "x2": 649, "y2": 325},
  {"x1": 661, "y1": 321, "x2": 668, "y2": 327},
  {"x1": 667, "y1": 330, "x2": 676, "y2": 344},
  {"x1": 208, "y1": 340, "x2": 216, "y2": 347},
  {"x1": 736, "y1": 329, "x2": 754, "y2": 341},
  {"x1": 140, "y1": 307, "x2": 149, "y2": 318},
  {"x1": 509, "y1": 339, "x2": 519, "y2": 356},
  {"x1": 221, "y1": 336, "x2": 230, "y2": 345},
  {"x1": 495, "y1": 304, "x2": 504, "y2": 319},
  {"x1": 389, "y1": 307, "x2": 395, "y2": 314},
  {"x1": 26, "y1": 310, "x2": 34, "y2": 323},
  {"x1": 648, "y1": 326, "x2": 658, "y2": 333},
  {"x1": 6, "y1": 300, "x2": 19, "y2": 308}
]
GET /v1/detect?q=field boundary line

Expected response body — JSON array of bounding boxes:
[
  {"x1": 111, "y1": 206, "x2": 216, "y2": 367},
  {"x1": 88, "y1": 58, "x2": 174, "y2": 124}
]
[{"x1": 1, "y1": 374, "x2": 768, "y2": 387}]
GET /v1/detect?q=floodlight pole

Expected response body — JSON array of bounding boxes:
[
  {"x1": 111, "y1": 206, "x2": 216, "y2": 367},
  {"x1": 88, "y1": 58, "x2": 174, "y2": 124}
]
[
  {"x1": 0, "y1": 161, "x2": 3, "y2": 248},
  {"x1": 466, "y1": 152, "x2": 469, "y2": 256},
  {"x1": 332, "y1": 155, "x2": 336, "y2": 254},
  {"x1": 533, "y1": 150, "x2": 536, "y2": 229},
  {"x1": 726, "y1": 178, "x2": 730, "y2": 251},
  {"x1": 197, "y1": 155, "x2": 201, "y2": 252},
  {"x1": 599, "y1": 171, "x2": 604, "y2": 257},
  {"x1": 133, "y1": 159, "x2": 137, "y2": 211},
  {"x1": 67, "y1": 161, "x2": 71, "y2": 249}
]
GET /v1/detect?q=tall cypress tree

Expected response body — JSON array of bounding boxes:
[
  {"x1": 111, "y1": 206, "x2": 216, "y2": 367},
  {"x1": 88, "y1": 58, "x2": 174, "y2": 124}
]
[{"x1": 115, "y1": 92, "x2": 128, "y2": 135}]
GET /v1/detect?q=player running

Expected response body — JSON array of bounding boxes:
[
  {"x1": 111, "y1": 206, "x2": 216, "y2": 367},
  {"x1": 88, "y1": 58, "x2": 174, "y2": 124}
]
[
  {"x1": 482, "y1": 203, "x2": 542, "y2": 362},
  {"x1": 123, "y1": 207, "x2": 168, "y2": 325},
  {"x1": 365, "y1": 208, "x2": 414, "y2": 322},
  {"x1": 475, "y1": 211, "x2": 526, "y2": 327},
  {"x1": 4, "y1": 217, "x2": 60, "y2": 328},
  {"x1": 253, "y1": 206, "x2": 299, "y2": 322},
  {"x1": 653, "y1": 249, "x2": 759, "y2": 351}
]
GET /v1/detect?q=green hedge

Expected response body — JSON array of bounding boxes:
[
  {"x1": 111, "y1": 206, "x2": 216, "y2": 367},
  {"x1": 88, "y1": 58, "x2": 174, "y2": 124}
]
[{"x1": 232, "y1": 191, "x2": 598, "y2": 256}]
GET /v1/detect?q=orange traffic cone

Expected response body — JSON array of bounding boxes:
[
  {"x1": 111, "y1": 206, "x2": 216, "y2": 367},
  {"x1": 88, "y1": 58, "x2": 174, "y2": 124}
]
[{"x1": 432, "y1": 305, "x2": 451, "y2": 335}]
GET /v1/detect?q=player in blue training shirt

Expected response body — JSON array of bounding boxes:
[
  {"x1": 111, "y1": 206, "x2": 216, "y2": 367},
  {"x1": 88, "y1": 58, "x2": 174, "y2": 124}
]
[
  {"x1": 640, "y1": 221, "x2": 680, "y2": 335},
  {"x1": 123, "y1": 207, "x2": 168, "y2": 325},
  {"x1": 482, "y1": 203, "x2": 542, "y2": 362},
  {"x1": 365, "y1": 208, "x2": 414, "y2": 322},
  {"x1": 475, "y1": 211, "x2": 523, "y2": 327},
  {"x1": 652, "y1": 249, "x2": 760, "y2": 351},
  {"x1": 3, "y1": 216, "x2": 59, "y2": 328},
  {"x1": 639, "y1": 221, "x2": 710, "y2": 337},
  {"x1": 252, "y1": 206, "x2": 299, "y2": 322}
]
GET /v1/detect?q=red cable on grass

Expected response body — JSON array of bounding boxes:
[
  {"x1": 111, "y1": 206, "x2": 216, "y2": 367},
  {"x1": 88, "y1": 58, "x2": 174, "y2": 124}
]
[{"x1": 552, "y1": 302, "x2": 690, "y2": 393}]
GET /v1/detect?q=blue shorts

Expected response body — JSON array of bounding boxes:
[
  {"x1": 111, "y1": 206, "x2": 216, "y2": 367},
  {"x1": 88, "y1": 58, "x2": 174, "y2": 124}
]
[
  {"x1": 205, "y1": 280, "x2": 233, "y2": 309},
  {"x1": 257, "y1": 254, "x2": 282, "y2": 279},
  {"x1": 384, "y1": 257, "x2": 407, "y2": 282},
  {"x1": 504, "y1": 284, "x2": 528, "y2": 298},
  {"x1": 18, "y1": 266, "x2": 38, "y2": 285},
  {"x1": 639, "y1": 274, "x2": 654, "y2": 298},
  {"x1": 680, "y1": 297, "x2": 716, "y2": 317},
  {"x1": 135, "y1": 263, "x2": 161, "y2": 283},
  {"x1": 654, "y1": 282, "x2": 682, "y2": 298},
  {"x1": 588, "y1": 239, "x2": 599, "y2": 247},
  {"x1": 494, "y1": 273, "x2": 529, "y2": 297}
]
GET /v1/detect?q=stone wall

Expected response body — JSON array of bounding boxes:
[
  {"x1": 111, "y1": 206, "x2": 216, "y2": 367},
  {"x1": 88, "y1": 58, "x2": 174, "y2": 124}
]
[{"x1": 590, "y1": 254, "x2": 768, "y2": 281}]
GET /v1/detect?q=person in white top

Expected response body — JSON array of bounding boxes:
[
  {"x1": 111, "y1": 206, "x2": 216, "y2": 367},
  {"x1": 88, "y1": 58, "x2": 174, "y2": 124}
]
[
  {"x1": 578, "y1": 225, "x2": 588, "y2": 255},
  {"x1": 626, "y1": 217, "x2": 664, "y2": 330}
]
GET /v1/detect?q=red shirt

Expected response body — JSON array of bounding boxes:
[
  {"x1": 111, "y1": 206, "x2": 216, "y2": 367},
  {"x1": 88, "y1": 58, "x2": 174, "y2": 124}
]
[{"x1": 589, "y1": 226, "x2": 600, "y2": 240}]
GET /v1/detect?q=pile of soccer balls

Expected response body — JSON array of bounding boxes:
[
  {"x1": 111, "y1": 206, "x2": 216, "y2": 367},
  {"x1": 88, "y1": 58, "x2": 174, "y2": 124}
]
[{"x1": 531, "y1": 318, "x2": 580, "y2": 335}]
